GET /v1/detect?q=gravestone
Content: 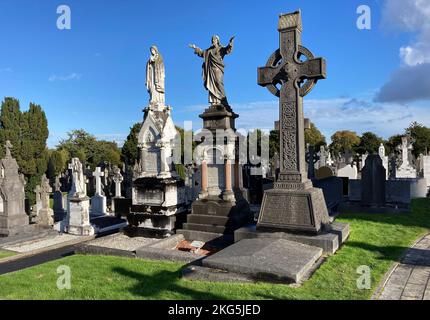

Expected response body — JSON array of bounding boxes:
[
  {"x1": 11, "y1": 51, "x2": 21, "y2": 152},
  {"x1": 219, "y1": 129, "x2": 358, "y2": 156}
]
[
  {"x1": 396, "y1": 136, "x2": 417, "y2": 178},
  {"x1": 64, "y1": 158, "x2": 94, "y2": 236},
  {"x1": 378, "y1": 143, "x2": 389, "y2": 180},
  {"x1": 53, "y1": 175, "x2": 66, "y2": 222},
  {"x1": 361, "y1": 155, "x2": 386, "y2": 207},
  {"x1": 177, "y1": 34, "x2": 252, "y2": 243},
  {"x1": 315, "y1": 166, "x2": 334, "y2": 180},
  {"x1": 312, "y1": 176, "x2": 343, "y2": 216},
  {"x1": 423, "y1": 156, "x2": 430, "y2": 188},
  {"x1": 91, "y1": 167, "x2": 107, "y2": 216},
  {"x1": 256, "y1": 11, "x2": 330, "y2": 234},
  {"x1": 0, "y1": 141, "x2": 29, "y2": 236},
  {"x1": 34, "y1": 174, "x2": 54, "y2": 226},
  {"x1": 318, "y1": 145, "x2": 327, "y2": 168},
  {"x1": 305, "y1": 145, "x2": 319, "y2": 180},
  {"x1": 128, "y1": 47, "x2": 190, "y2": 235},
  {"x1": 337, "y1": 164, "x2": 358, "y2": 180},
  {"x1": 326, "y1": 152, "x2": 334, "y2": 167}
]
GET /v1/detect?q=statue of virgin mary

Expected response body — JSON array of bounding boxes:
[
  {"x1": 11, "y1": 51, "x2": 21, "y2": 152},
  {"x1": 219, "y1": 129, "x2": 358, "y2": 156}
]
[{"x1": 146, "y1": 45, "x2": 165, "y2": 107}]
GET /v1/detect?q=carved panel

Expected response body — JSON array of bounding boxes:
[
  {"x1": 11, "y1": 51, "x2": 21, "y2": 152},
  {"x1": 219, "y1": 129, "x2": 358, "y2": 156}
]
[{"x1": 281, "y1": 102, "x2": 297, "y2": 171}]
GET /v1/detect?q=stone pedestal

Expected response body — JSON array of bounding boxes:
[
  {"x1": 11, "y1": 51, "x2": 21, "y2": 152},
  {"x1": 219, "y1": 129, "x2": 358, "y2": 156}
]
[
  {"x1": 66, "y1": 197, "x2": 94, "y2": 236},
  {"x1": 91, "y1": 194, "x2": 107, "y2": 216},
  {"x1": 177, "y1": 104, "x2": 252, "y2": 243},
  {"x1": 129, "y1": 103, "x2": 189, "y2": 235}
]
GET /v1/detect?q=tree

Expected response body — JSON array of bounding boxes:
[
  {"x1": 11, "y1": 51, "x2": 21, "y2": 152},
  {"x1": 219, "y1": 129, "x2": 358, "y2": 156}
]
[
  {"x1": 0, "y1": 98, "x2": 50, "y2": 204},
  {"x1": 57, "y1": 129, "x2": 121, "y2": 170},
  {"x1": 355, "y1": 132, "x2": 384, "y2": 155},
  {"x1": 305, "y1": 123, "x2": 326, "y2": 149},
  {"x1": 121, "y1": 123, "x2": 141, "y2": 167},
  {"x1": 329, "y1": 131, "x2": 360, "y2": 157},
  {"x1": 406, "y1": 122, "x2": 430, "y2": 157}
]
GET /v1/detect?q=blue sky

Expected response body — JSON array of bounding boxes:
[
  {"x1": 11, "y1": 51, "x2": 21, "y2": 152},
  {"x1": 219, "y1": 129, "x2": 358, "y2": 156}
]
[{"x1": 0, "y1": 0, "x2": 429, "y2": 147}]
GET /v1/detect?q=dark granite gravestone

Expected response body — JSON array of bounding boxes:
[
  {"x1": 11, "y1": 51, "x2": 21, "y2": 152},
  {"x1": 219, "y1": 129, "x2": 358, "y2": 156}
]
[
  {"x1": 361, "y1": 155, "x2": 386, "y2": 207},
  {"x1": 256, "y1": 11, "x2": 330, "y2": 234},
  {"x1": 312, "y1": 176, "x2": 343, "y2": 216},
  {"x1": 306, "y1": 145, "x2": 319, "y2": 180}
]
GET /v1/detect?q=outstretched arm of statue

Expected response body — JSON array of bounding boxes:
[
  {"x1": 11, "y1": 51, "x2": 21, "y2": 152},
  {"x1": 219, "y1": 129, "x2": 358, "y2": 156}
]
[
  {"x1": 189, "y1": 44, "x2": 204, "y2": 57},
  {"x1": 222, "y1": 36, "x2": 235, "y2": 56}
]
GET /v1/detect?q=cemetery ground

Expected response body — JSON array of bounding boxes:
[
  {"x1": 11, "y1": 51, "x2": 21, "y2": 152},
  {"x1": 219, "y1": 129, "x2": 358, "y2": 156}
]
[{"x1": 0, "y1": 199, "x2": 430, "y2": 300}]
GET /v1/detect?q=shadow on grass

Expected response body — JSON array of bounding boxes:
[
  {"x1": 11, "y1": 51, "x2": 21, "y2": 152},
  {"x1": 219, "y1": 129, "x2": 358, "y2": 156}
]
[
  {"x1": 112, "y1": 267, "x2": 225, "y2": 300},
  {"x1": 346, "y1": 241, "x2": 430, "y2": 266},
  {"x1": 338, "y1": 198, "x2": 430, "y2": 229}
]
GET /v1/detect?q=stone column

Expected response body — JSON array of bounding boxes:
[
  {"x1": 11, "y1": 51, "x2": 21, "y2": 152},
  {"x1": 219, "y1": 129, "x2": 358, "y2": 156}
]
[
  {"x1": 234, "y1": 159, "x2": 240, "y2": 189},
  {"x1": 200, "y1": 160, "x2": 208, "y2": 198},
  {"x1": 223, "y1": 159, "x2": 235, "y2": 202}
]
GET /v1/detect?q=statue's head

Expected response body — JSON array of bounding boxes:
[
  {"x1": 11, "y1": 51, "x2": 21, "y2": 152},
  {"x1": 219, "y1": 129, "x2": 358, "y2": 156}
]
[
  {"x1": 150, "y1": 45, "x2": 159, "y2": 56},
  {"x1": 211, "y1": 35, "x2": 220, "y2": 46}
]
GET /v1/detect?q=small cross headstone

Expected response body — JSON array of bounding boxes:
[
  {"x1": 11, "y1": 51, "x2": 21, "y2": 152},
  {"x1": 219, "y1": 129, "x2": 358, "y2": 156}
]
[
  {"x1": 92, "y1": 167, "x2": 105, "y2": 196},
  {"x1": 112, "y1": 166, "x2": 124, "y2": 198}
]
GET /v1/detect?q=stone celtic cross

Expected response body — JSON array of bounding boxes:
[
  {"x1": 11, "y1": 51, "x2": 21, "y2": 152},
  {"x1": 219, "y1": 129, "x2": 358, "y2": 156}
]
[
  {"x1": 256, "y1": 11, "x2": 330, "y2": 235},
  {"x1": 258, "y1": 11, "x2": 326, "y2": 186}
]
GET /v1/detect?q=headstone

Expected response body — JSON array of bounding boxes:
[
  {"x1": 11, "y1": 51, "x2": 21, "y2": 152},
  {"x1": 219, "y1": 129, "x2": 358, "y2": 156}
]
[
  {"x1": 326, "y1": 151, "x2": 334, "y2": 167},
  {"x1": 34, "y1": 174, "x2": 54, "y2": 226},
  {"x1": 64, "y1": 158, "x2": 94, "y2": 236},
  {"x1": 423, "y1": 156, "x2": 430, "y2": 188},
  {"x1": 378, "y1": 143, "x2": 389, "y2": 180},
  {"x1": 361, "y1": 155, "x2": 386, "y2": 207},
  {"x1": 337, "y1": 164, "x2": 358, "y2": 180},
  {"x1": 128, "y1": 46, "x2": 190, "y2": 235},
  {"x1": 315, "y1": 166, "x2": 334, "y2": 180},
  {"x1": 312, "y1": 176, "x2": 343, "y2": 215},
  {"x1": 0, "y1": 141, "x2": 29, "y2": 236},
  {"x1": 396, "y1": 136, "x2": 417, "y2": 178},
  {"x1": 318, "y1": 145, "x2": 327, "y2": 168},
  {"x1": 305, "y1": 145, "x2": 319, "y2": 180},
  {"x1": 91, "y1": 167, "x2": 107, "y2": 216},
  {"x1": 34, "y1": 185, "x2": 42, "y2": 220},
  {"x1": 53, "y1": 175, "x2": 66, "y2": 222},
  {"x1": 256, "y1": 11, "x2": 330, "y2": 234}
]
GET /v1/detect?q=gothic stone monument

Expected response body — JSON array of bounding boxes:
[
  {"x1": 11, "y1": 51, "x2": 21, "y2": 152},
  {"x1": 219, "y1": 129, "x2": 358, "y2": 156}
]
[
  {"x1": 0, "y1": 141, "x2": 29, "y2": 236},
  {"x1": 256, "y1": 11, "x2": 330, "y2": 234},
  {"x1": 128, "y1": 46, "x2": 188, "y2": 235},
  {"x1": 178, "y1": 35, "x2": 252, "y2": 243}
]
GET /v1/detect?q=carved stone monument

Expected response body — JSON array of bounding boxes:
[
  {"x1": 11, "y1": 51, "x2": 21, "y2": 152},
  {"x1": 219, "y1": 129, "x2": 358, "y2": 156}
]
[
  {"x1": 396, "y1": 136, "x2": 417, "y2": 178},
  {"x1": 256, "y1": 11, "x2": 330, "y2": 234},
  {"x1": 91, "y1": 167, "x2": 107, "y2": 216},
  {"x1": 0, "y1": 141, "x2": 29, "y2": 236},
  {"x1": 53, "y1": 175, "x2": 66, "y2": 222},
  {"x1": 34, "y1": 174, "x2": 54, "y2": 226},
  {"x1": 128, "y1": 46, "x2": 188, "y2": 235},
  {"x1": 65, "y1": 158, "x2": 94, "y2": 236},
  {"x1": 178, "y1": 35, "x2": 252, "y2": 243}
]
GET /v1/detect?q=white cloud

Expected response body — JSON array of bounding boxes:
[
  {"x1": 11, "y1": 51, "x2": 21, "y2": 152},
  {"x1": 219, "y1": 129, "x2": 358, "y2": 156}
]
[
  {"x1": 48, "y1": 73, "x2": 82, "y2": 82},
  {"x1": 382, "y1": 0, "x2": 430, "y2": 66}
]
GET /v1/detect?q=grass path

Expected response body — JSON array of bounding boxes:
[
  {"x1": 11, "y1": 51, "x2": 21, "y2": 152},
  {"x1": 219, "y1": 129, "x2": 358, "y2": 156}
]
[
  {"x1": 0, "y1": 199, "x2": 429, "y2": 300},
  {"x1": 0, "y1": 250, "x2": 15, "y2": 260}
]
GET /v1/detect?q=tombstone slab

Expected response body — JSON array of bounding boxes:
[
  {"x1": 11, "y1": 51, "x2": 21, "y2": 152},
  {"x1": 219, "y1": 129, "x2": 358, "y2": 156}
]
[
  {"x1": 361, "y1": 155, "x2": 386, "y2": 207},
  {"x1": 202, "y1": 238, "x2": 322, "y2": 283}
]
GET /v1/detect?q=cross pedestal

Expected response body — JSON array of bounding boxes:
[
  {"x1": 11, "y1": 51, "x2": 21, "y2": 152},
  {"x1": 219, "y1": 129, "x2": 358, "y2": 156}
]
[{"x1": 257, "y1": 11, "x2": 330, "y2": 235}]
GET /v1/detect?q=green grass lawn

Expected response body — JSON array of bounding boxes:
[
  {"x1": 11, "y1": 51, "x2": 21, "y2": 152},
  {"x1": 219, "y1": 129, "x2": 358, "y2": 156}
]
[
  {"x1": 1, "y1": 198, "x2": 430, "y2": 300},
  {"x1": 0, "y1": 250, "x2": 16, "y2": 260}
]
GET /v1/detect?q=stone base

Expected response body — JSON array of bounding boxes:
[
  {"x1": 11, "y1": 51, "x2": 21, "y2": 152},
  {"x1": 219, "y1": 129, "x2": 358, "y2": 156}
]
[
  {"x1": 200, "y1": 238, "x2": 323, "y2": 284},
  {"x1": 235, "y1": 222, "x2": 349, "y2": 255},
  {"x1": 258, "y1": 186, "x2": 330, "y2": 235},
  {"x1": 66, "y1": 197, "x2": 94, "y2": 236},
  {"x1": 0, "y1": 214, "x2": 30, "y2": 237},
  {"x1": 35, "y1": 208, "x2": 54, "y2": 226}
]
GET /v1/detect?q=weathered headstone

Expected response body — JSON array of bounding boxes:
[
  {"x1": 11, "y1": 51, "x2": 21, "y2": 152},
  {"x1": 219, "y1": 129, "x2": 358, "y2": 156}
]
[
  {"x1": 0, "y1": 141, "x2": 29, "y2": 236},
  {"x1": 361, "y1": 155, "x2": 386, "y2": 207},
  {"x1": 305, "y1": 145, "x2": 319, "y2": 180},
  {"x1": 378, "y1": 143, "x2": 389, "y2": 180},
  {"x1": 34, "y1": 174, "x2": 54, "y2": 226},
  {"x1": 423, "y1": 156, "x2": 430, "y2": 188},
  {"x1": 256, "y1": 11, "x2": 330, "y2": 234},
  {"x1": 91, "y1": 167, "x2": 107, "y2": 216},
  {"x1": 396, "y1": 136, "x2": 417, "y2": 178},
  {"x1": 315, "y1": 166, "x2": 334, "y2": 180},
  {"x1": 65, "y1": 158, "x2": 94, "y2": 236},
  {"x1": 337, "y1": 164, "x2": 358, "y2": 180}
]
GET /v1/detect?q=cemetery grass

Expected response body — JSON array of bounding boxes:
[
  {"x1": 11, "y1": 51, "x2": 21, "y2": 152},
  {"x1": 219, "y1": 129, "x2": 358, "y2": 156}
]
[
  {"x1": 0, "y1": 198, "x2": 430, "y2": 300},
  {"x1": 0, "y1": 250, "x2": 15, "y2": 259}
]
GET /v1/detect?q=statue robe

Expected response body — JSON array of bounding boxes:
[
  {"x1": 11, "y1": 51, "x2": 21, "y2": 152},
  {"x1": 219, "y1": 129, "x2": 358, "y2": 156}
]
[
  {"x1": 146, "y1": 54, "x2": 165, "y2": 105},
  {"x1": 195, "y1": 43, "x2": 233, "y2": 105}
]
